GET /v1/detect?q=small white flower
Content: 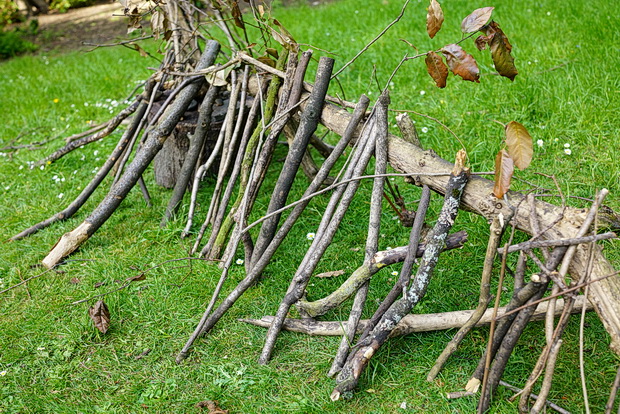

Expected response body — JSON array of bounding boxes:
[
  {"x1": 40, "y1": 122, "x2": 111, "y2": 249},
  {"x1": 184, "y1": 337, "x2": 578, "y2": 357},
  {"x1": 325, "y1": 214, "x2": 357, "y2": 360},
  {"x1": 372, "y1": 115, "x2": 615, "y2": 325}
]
[
  {"x1": 392, "y1": 216, "x2": 399, "y2": 220},
  {"x1": 391, "y1": 271, "x2": 398, "y2": 276},
  {"x1": 306, "y1": 232, "x2": 316, "y2": 241},
  {"x1": 57, "y1": 193, "x2": 64, "y2": 199},
  {"x1": 400, "y1": 401, "x2": 407, "y2": 409},
  {"x1": 84, "y1": 102, "x2": 89, "y2": 106},
  {"x1": 19, "y1": 165, "x2": 24, "y2": 170},
  {"x1": 39, "y1": 165, "x2": 45, "y2": 170},
  {"x1": 236, "y1": 259, "x2": 244, "y2": 265},
  {"x1": 73, "y1": 170, "x2": 78, "y2": 175},
  {"x1": 546, "y1": 11, "x2": 551, "y2": 16},
  {"x1": 70, "y1": 104, "x2": 75, "y2": 108},
  {"x1": 4, "y1": 186, "x2": 9, "y2": 191},
  {"x1": 536, "y1": 139, "x2": 544, "y2": 147},
  {"x1": 93, "y1": 150, "x2": 99, "y2": 156},
  {"x1": 0, "y1": 370, "x2": 6, "y2": 376},
  {"x1": 554, "y1": 138, "x2": 559, "y2": 142},
  {"x1": 37, "y1": 346, "x2": 45, "y2": 351},
  {"x1": 419, "y1": 90, "x2": 426, "y2": 95},
  {"x1": 421, "y1": 127, "x2": 429, "y2": 133},
  {"x1": 386, "y1": 247, "x2": 392, "y2": 250},
  {"x1": 564, "y1": 143, "x2": 570, "y2": 148},
  {"x1": 564, "y1": 148, "x2": 572, "y2": 155}
]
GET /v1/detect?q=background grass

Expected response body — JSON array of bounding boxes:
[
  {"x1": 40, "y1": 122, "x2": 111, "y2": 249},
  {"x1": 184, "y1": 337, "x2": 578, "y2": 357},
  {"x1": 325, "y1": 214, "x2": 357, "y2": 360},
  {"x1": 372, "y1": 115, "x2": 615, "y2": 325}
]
[{"x1": 1, "y1": 0, "x2": 619, "y2": 412}]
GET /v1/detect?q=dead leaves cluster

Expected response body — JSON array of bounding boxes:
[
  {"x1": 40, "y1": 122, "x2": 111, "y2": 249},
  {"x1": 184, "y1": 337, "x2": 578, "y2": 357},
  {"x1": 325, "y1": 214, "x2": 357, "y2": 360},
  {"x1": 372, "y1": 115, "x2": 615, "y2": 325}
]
[{"x1": 423, "y1": 3, "x2": 518, "y2": 88}]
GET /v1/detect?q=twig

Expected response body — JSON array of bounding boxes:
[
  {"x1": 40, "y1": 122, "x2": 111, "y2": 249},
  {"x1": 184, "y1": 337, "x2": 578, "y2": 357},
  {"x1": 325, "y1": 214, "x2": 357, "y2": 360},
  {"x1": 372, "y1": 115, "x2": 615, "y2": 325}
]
[
  {"x1": 330, "y1": 0, "x2": 411, "y2": 79},
  {"x1": 332, "y1": 150, "x2": 469, "y2": 400},
  {"x1": 0, "y1": 267, "x2": 55, "y2": 295},
  {"x1": 605, "y1": 365, "x2": 620, "y2": 414},
  {"x1": 497, "y1": 232, "x2": 616, "y2": 254},
  {"x1": 355, "y1": 185, "x2": 431, "y2": 345},
  {"x1": 531, "y1": 339, "x2": 563, "y2": 414},
  {"x1": 36, "y1": 100, "x2": 140, "y2": 166},
  {"x1": 499, "y1": 380, "x2": 571, "y2": 414},
  {"x1": 242, "y1": 296, "x2": 592, "y2": 337},
  {"x1": 329, "y1": 91, "x2": 390, "y2": 375},
  {"x1": 428, "y1": 215, "x2": 505, "y2": 381}
]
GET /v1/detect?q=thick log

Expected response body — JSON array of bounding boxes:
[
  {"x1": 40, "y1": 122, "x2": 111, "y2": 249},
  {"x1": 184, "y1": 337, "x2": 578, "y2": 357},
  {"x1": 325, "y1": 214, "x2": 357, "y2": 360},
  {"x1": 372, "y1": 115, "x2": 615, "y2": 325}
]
[{"x1": 248, "y1": 79, "x2": 620, "y2": 354}]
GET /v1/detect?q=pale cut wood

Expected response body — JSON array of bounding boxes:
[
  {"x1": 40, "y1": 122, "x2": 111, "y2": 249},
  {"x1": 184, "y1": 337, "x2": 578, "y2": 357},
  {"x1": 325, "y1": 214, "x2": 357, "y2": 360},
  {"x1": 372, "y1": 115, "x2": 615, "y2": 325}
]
[{"x1": 241, "y1": 296, "x2": 592, "y2": 337}]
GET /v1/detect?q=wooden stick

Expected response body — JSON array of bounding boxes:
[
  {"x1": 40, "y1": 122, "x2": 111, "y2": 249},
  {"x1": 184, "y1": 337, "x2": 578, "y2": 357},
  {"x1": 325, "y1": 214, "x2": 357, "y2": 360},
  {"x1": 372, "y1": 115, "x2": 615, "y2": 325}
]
[
  {"x1": 428, "y1": 215, "x2": 505, "y2": 381},
  {"x1": 332, "y1": 150, "x2": 470, "y2": 400},
  {"x1": 497, "y1": 232, "x2": 616, "y2": 254},
  {"x1": 10, "y1": 96, "x2": 151, "y2": 241},
  {"x1": 251, "y1": 55, "x2": 331, "y2": 269},
  {"x1": 36, "y1": 100, "x2": 140, "y2": 166},
  {"x1": 297, "y1": 231, "x2": 467, "y2": 318},
  {"x1": 160, "y1": 83, "x2": 221, "y2": 226},
  {"x1": 241, "y1": 296, "x2": 593, "y2": 336},
  {"x1": 329, "y1": 91, "x2": 389, "y2": 376},
  {"x1": 40, "y1": 41, "x2": 220, "y2": 269}
]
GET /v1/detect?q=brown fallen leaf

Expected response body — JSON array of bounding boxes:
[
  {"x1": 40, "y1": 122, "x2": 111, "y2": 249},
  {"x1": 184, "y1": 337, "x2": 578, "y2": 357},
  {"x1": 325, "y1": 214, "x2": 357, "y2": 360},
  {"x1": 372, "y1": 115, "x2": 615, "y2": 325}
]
[
  {"x1": 88, "y1": 300, "x2": 110, "y2": 334},
  {"x1": 315, "y1": 270, "x2": 345, "y2": 278},
  {"x1": 195, "y1": 400, "x2": 229, "y2": 414},
  {"x1": 70, "y1": 277, "x2": 80, "y2": 285}
]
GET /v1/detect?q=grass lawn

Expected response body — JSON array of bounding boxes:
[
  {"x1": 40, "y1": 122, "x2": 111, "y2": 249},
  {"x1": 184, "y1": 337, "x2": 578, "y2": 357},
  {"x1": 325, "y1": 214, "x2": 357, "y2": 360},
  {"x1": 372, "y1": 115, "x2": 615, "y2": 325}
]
[{"x1": 1, "y1": 0, "x2": 619, "y2": 412}]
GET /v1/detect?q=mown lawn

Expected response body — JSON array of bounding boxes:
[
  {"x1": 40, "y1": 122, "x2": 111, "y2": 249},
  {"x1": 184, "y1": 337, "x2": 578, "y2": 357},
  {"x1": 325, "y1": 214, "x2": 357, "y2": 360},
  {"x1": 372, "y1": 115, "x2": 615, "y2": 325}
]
[{"x1": 1, "y1": 0, "x2": 619, "y2": 412}]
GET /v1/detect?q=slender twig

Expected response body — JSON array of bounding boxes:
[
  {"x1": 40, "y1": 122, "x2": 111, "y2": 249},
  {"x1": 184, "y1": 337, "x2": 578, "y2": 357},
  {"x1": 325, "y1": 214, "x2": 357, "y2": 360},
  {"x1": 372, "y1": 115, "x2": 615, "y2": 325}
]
[
  {"x1": 331, "y1": 0, "x2": 411, "y2": 79},
  {"x1": 497, "y1": 232, "x2": 616, "y2": 254}
]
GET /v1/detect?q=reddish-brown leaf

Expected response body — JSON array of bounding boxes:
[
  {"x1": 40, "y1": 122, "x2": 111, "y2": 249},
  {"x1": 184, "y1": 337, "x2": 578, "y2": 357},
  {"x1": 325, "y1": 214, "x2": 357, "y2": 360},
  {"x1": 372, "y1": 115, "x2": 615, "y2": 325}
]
[
  {"x1": 474, "y1": 35, "x2": 491, "y2": 51},
  {"x1": 441, "y1": 44, "x2": 480, "y2": 83},
  {"x1": 461, "y1": 7, "x2": 494, "y2": 33},
  {"x1": 505, "y1": 121, "x2": 533, "y2": 170},
  {"x1": 425, "y1": 51, "x2": 449, "y2": 88},
  {"x1": 482, "y1": 21, "x2": 518, "y2": 81},
  {"x1": 89, "y1": 300, "x2": 110, "y2": 334},
  {"x1": 231, "y1": 1, "x2": 245, "y2": 29},
  {"x1": 426, "y1": 0, "x2": 444, "y2": 39},
  {"x1": 493, "y1": 149, "x2": 514, "y2": 199}
]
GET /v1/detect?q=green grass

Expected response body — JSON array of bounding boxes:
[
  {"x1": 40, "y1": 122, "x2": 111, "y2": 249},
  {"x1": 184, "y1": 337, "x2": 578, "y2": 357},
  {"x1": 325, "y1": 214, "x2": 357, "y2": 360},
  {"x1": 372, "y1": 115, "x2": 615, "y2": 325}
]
[{"x1": 1, "y1": 0, "x2": 619, "y2": 412}]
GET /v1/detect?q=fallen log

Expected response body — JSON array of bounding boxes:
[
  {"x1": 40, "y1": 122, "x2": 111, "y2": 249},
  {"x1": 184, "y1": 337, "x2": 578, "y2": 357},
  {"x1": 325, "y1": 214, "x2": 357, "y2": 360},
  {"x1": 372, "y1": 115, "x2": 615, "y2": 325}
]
[
  {"x1": 247, "y1": 79, "x2": 620, "y2": 355},
  {"x1": 240, "y1": 296, "x2": 593, "y2": 337}
]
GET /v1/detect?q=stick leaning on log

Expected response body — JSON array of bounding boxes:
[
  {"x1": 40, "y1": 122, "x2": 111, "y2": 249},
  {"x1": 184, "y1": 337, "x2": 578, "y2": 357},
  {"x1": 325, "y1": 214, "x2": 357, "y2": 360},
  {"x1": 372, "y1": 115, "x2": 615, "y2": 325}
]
[
  {"x1": 39, "y1": 41, "x2": 221, "y2": 269},
  {"x1": 245, "y1": 79, "x2": 620, "y2": 355}
]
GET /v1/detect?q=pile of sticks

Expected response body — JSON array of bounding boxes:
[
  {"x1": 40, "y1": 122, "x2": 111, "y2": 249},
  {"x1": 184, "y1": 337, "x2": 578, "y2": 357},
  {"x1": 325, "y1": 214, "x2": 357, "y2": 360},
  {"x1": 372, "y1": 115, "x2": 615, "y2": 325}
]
[{"x1": 8, "y1": 9, "x2": 620, "y2": 411}]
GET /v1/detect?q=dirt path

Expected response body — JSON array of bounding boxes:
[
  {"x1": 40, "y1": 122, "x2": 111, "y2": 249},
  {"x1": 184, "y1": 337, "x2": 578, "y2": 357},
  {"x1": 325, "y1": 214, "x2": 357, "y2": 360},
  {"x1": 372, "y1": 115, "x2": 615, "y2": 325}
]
[
  {"x1": 28, "y1": 0, "x2": 335, "y2": 54},
  {"x1": 30, "y1": 1, "x2": 128, "y2": 53}
]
